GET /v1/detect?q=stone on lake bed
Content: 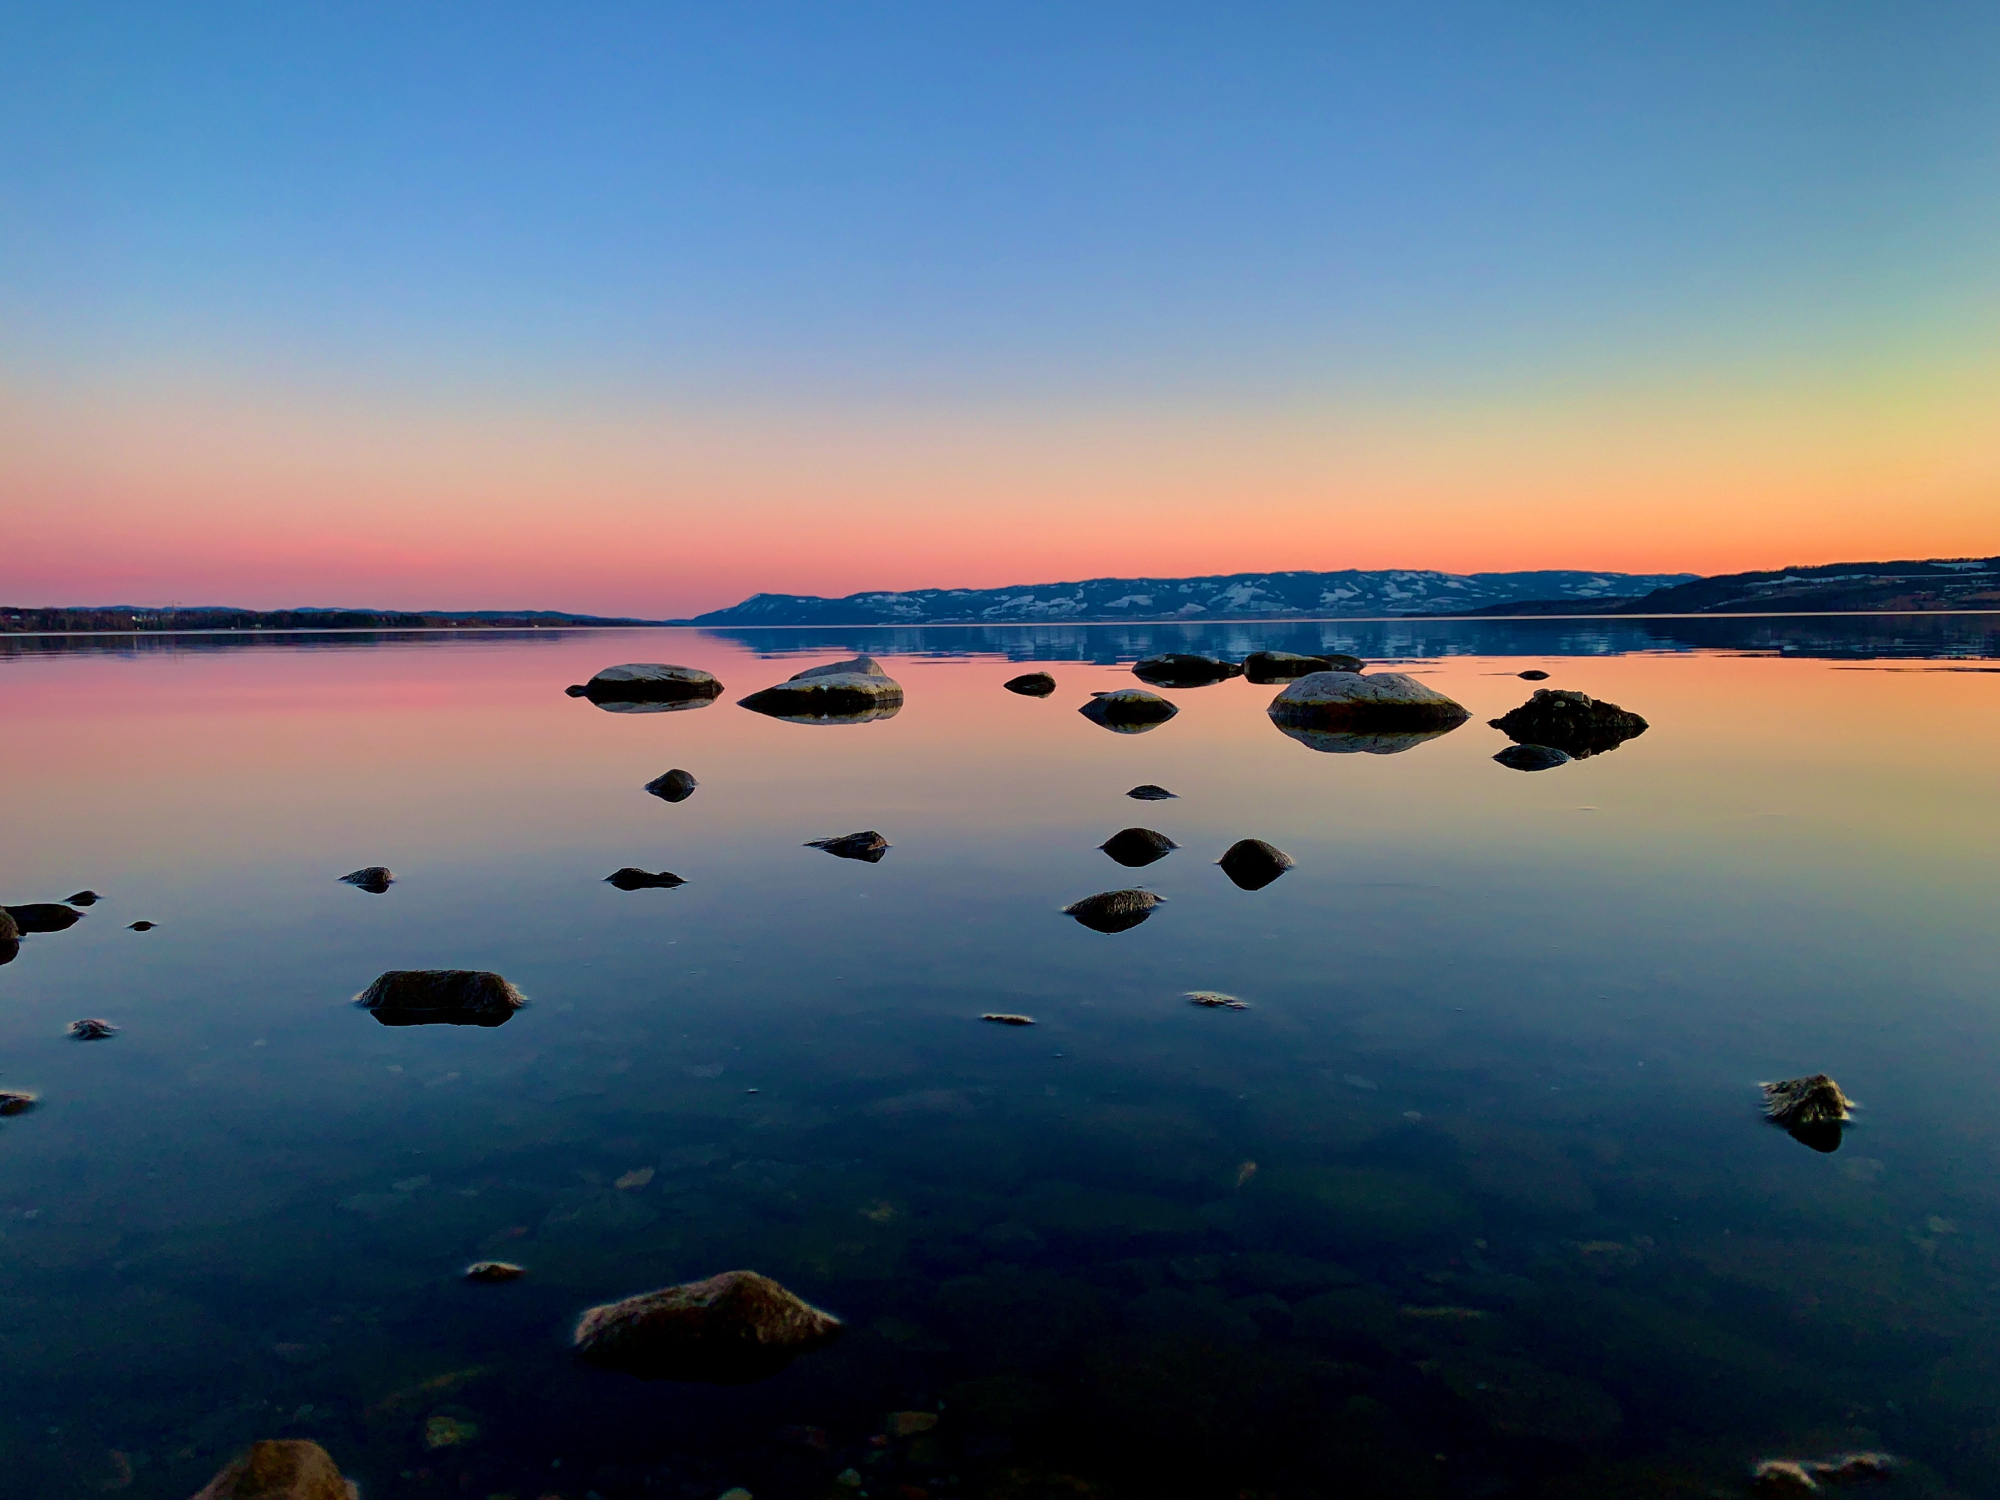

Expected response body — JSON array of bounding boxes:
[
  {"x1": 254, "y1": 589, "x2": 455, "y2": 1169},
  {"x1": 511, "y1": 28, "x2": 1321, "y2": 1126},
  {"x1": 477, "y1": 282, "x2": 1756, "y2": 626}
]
[
  {"x1": 573, "y1": 1269, "x2": 844, "y2": 1383},
  {"x1": 1062, "y1": 888, "x2": 1164, "y2": 933},
  {"x1": 644, "y1": 768, "x2": 698, "y2": 802},
  {"x1": 1494, "y1": 743, "x2": 1572, "y2": 772},
  {"x1": 806, "y1": 831, "x2": 890, "y2": 863},
  {"x1": 3, "y1": 903, "x2": 83, "y2": 933},
  {"x1": 67, "y1": 1018, "x2": 117, "y2": 1040},
  {"x1": 1490, "y1": 688, "x2": 1648, "y2": 759},
  {"x1": 190, "y1": 1439, "x2": 353, "y2": 1500},
  {"x1": 1132, "y1": 653, "x2": 1243, "y2": 688},
  {"x1": 354, "y1": 970, "x2": 526, "y2": 1028},
  {"x1": 1099, "y1": 827, "x2": 1177, "y2": 867},
  {"x1": 64, "y1": 890, "x2": 101, "y2": 906},
  {"x1": 1079, "y1": 689, "x2": 1178, "y2": 731},
  {"x1": 740, "y1": 658, "x2": 903, "y2": 722},
  {"x1": 1187, "y1": 992, "x2": 1247, "y2": 1009},
  {"x1": 606, "y1": 867, "x2": 687, "y2": 890},
  {"x1": 464, "y1": 1260, "x2": 525, "y2": 1282},
  {"x1": 0, "y1": 1090, "x2": 38, "y2": 1116},
  {"x1": 1126, "y1": 784, "x2": 1178, "y2": 800},
  {"x1": 982, "y1": 1013, "x2": 1036, "y2": 1026},
  {"x1": 1266, "y1": 671, "x2": 1471, "y2": 730},
  {"x1": 1218, "y1": 839, "x2": 1294, "y2": 891},
  {"x1": 580, "y1": 663, "x2": 724, "y2": 708},
  {"x1": 1004, "y1": 671, "x2": 1056, "y2": 696},
  {"x1": 339, "y1": 867, "x2": 394, "y2": 893}
]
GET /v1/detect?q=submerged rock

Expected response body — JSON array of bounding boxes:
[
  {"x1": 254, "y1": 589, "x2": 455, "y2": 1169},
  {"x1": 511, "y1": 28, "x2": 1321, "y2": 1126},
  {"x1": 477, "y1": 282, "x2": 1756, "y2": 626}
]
[
  {"x1": 1127, "y1": 784, "x2": 1178, "y2": 800},
  {"x1": 128, "y1": 921, "x2": 157, "y2": 932},
  {"x1": 1132, "y1": 653, "x2": 1242, "y2": 688},
  {"x1": 191, "y1": 1440, "x2": 353, "y2": 1500},
  {"x1": 339, "y1": 867, "x2": 394, "y2": 893},
  {"x1": 67, "y1": 1018, "x2": 117, "y2": 1040},
  {"x1": 806, "y1": 830, "x2": 890, "y2": 863},
  {"x1": 0, "y1": 1090, "x2": 38, "y2": 1116},
  {"x1": 465, "y1": 1260, "x2": 525, "y2": 1283},
  {"x1": 354, "y1": 970, "x2": 526, "y2": 1028},
  {"x1": 1267, "y1": 671, "x2": 1470, "y2": 731},
  {"x1": 1490, "y1": 689, "x2": 1648, "y2": 759},
  {"x1": 740, "y1": 658, "x2": 903, "y2": 722},
  {"x1": 1080, "y1": 689, "x2": 1178, "y2": 731},
  {"x1": 1186, "y1": 992, "x2": 1247, "y2": 1009},
  {"x1": 606, "y1": 867, "x2": 687, "y2": 890},
  {"x1": 1243, "y1": 650, "x2": 1345, "y2": 683},
  {"x1": 982, "y1": 1013, "x2": 1037, "y2": 1026},
  {"x1": 580, "y1": 663, "x2": 725, "y2": 711},
  {"x1": 3, "y1": 903, "x2": 83, "y2": 933},
  {"x1": 1518, "y1": 669, "x2": 1550, "y2": 680},
  {"x1": 1273, "y1": 723, "x2": 1459, "y2": 756},
  {"x1": 1004, "y1": 672, "x2": 1057, "y2": 696},
  {"x1": 573, "y1": 1269, "x2": 844, "y2": 1383},
  {"x1": 1099, "y1": 827, "x2": 1177, "y2": 867},
  {"x1": 1062, "y1": 889, "x2": 1165, "y2": 934},
  {"x1": 1494, "y1": 743, "x2": 1572, "y2": 772},
  {"x1": 64, "y1": 890, "x2": 101, "y2": 907},
  {"x1": 1218, "y1": 839, "x2": 1294, "y2": 891},
  {"x1": 644, "y1": 768, "x2": 698, "y2": 802}
]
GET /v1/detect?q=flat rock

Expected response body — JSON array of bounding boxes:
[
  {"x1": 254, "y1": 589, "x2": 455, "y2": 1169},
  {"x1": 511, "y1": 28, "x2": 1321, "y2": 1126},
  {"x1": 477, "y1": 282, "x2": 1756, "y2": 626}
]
[
  {"x1": 67, "y1": 1018, "x2": 117, "y2": 1040},
  {"x1": 580, "y1": 664, "x2": 724, "y2": 711},
  {"x1": 191, "y1": 1440, "x2": 354, "y2": 1500},
  {"x1": 606, "y1": 867, "x2": 687, "y2": 890},
  {"x1": 1518, "y1": 669, "x2": 1550, "y2": 680},
  {"x1": 644, "y1": 768, "x2": 698, "y2": 802},
  {"x1": 3, "y1": 903, "x2": 83, "y2": 933},
  {"x1": 1100, "y1": 827, "x2": 1177, "y2": 867},
  {"x1": 982, "y1": 1013, "x2": 1036, "y2": 1026},
  {"x1": 1490, "y1": 689, "x2": 1647, "y2": 759},
  {"x1": 1132, "y1": 653, "x2": 1242, "y2": 688},
  {"x1": 806, "y1": 830, "x2": 890, "y2": 863},
  {"x1": 354, "y1": 970, "x2": 526, "y2": 1028},
  {"x1": 128, "y1": 920, "x2": 157, "y2": 932},
  {"x1": 1126, "y1": 784, "x2": 1178, "y2": 800},
  {"x1": 1079, "y1": 689, "x2": 1178, "y2": 732},
  {"x1": 465, "y1": 1260, "x2": 526, "y2": 1283},
  {"x1": 64, "y1": 890, "x2": 101, "y2": 906},
  {"x1": 339, "y1": 867, "x2": 394, "y2": 893},
  {"x1": 1494, "y1": 743, "x2": 1572, "y2": 772},
  {"x1": 1187, "y1": 992, "x2": 1247, "y2": 1009},
  {"x1": 740, "y1": 658, "x2": 903, "y2": 722},
  {"x1": 573, "y1": 1269, "x2": 845, "y2": 1383},
  {"x1": 1267, "y1": 671, "x2": 1470, "y2": 730},
  {"x1": 1004, "y1": 671, "x2": 1057, "y2": 696},
  {"x1": 1062, "y1": 889, "x2": 1164, "y2": 934},
  {"x1": 1219, "y1": 839, "x2": 1294, "y2": 891}
]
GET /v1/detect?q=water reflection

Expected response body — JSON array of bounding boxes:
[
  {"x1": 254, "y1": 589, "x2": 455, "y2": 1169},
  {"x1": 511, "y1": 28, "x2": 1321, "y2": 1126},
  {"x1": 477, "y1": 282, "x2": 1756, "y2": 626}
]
[{"x1": 1272, "y1": 721, "x2": 1460, "y2": 755}]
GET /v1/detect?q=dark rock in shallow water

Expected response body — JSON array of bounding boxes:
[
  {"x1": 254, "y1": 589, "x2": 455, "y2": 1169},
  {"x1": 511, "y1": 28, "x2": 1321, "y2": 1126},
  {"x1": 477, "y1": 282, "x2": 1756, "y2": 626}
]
[
  {"x1": 354, "y1": 970, "x2": 526, "y2": 1028},
  {"x1": 644, "y1": 768, "x2": 698, "y2": 802},
  {"x1": 1493, "y1": 743, "x2": 1572, "y2": 772},
  {"x1": 982, "y1": 1013, "x2": 1036, "y2": 1026},
  {"x1": 740, "y1": 657, "x2": 903, "y2": 722},
  {"x1": 1126, "y1": 784, "x2": 1178, "y2": 800},
  {"x1": 0, "y1": 909, "x2": 15, "y2": 942},
  {"x1": 1762, "y1": 1074, "x2": 1852, "y2": 1153},
  {"x1": 564, "y1": 683, "x2": 590, "y2": 697},
  {"x1": 1062, "y1": 889, "x2": 1164, "y2": 933},
  {"x1": 1518, "y1": 669, "x2": 1550, "y2": 680},
  {"x1": 1100, "y1": 827, "x2": 1177, "y2": 867},
  {"x1": 0, "y1": 1090, "x2": 38, "y2": 1116},
  {"x1": 1080, "y1": 689, "x2": 1178, "y2": 731},
  {"x1": 64, "y1": 890, "x2": 101, "y2": 907},
  {"x1": 573, "y1": 1269, "x2": 844, "y2": 1383},
  {"x1": 1004, "y1": 672, "x2": 1056, "y2": 696},
  {"x1": 128, "y1": 921, "x2": 157, "y2": 932},
  {"x1": 191, "y1": 1439, "x2": 351, "y2": 1500},
  {"x1": 606, "y1": 867, "x2": 687, "y2": 890},
  {"x1": 1132, "y1": 653, "x2": 1242, "y2": 688},
  {"x1": 3, "y1": 903, "x2": 82, "y2": 933},
  {"x1": 1218, "y1": 839, "x2": 1294, "y2": 891},
  {"x1": 338, "y1": 867, "x2": 394, "y2": 893},
  {"x1": 581, "y1": 663, "x2": 724, "y2": 711},
  {"x1": 67, "y1": 1018, "x2": 117, "y2": 1040},
  {"x1": 1490, "y1": 688, "x2": 1647, "y2": 759},
  {"x1": 1267, "y1": 671, "x2": 1470, "y2": 731},
  {"x1": 1273, "y1": 722, "x2": 1458, "y2": 756},
  {"x1": 1242, "y1": 650, "x2": 1334, "y2": 683},
  {"x1": 806, "y1": 830, "x2": 890, "y2": 863},
  {"x1": 1752, "y1": 1453, "x2": 1896, "y2": 1495},
  {"x1": 465, "y1": 1260, "x2": 526, "y2": 1283},
  {"x1": 1186, "y1": 991, "x2": 1247, "y2": 1009}
]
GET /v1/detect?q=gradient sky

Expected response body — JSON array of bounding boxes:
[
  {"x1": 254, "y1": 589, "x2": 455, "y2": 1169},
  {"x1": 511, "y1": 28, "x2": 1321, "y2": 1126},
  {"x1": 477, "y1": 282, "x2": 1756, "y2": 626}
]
[{"x1": 3, "y1": 2, "x2": 1996, "y2": 615}]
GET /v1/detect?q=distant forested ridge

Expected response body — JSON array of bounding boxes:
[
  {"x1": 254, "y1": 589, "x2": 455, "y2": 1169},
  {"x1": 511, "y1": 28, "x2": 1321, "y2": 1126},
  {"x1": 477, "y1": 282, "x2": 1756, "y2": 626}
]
[
  {"x1": 1432, "y1": 558, "x2": 2000, "y2": 616},
  {"x1": 0, "y1": 606, "x2": 661, "y2": 633}
]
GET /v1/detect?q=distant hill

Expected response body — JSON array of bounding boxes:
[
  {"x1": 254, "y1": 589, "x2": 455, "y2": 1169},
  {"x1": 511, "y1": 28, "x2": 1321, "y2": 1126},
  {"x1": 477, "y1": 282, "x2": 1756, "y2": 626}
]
[
  {"x1": 691, "y1": 569, "x2": 1696, "y2": 626},
  {"x1": 1431, "y1": 557, "x2": 2000, "y2": 617},
  {"x1": 0, "y1": 606, "x2": 663, "y2": 634}
]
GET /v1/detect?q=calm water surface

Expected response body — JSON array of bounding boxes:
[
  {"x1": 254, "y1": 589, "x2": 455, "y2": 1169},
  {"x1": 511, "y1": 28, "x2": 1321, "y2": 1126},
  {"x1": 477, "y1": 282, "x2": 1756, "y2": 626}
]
[{"x1": 3, "y1": 619, "x2": 2000, "y2": 1500}]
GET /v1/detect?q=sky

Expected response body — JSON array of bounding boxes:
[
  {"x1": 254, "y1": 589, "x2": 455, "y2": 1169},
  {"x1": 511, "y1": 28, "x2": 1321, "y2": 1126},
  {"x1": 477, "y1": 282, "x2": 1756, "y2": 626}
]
[{"x1": 2, "y1": 1, "x2": 1996, "y2": 616}]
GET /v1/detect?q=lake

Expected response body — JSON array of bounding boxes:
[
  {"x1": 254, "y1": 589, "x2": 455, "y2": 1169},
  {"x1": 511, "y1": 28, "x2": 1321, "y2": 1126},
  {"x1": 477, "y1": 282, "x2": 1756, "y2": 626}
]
[{"x1": 3, "y1": 616, "x2": 1999, "y2": 1500}]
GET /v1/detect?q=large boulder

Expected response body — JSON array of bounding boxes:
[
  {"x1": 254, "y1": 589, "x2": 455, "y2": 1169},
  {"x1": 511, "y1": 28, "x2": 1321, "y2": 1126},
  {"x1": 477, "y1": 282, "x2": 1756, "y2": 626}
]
[
  {"x1": 1243, "y1": 651, "x2": 1361, "y2": 683},
  {"x1": 1079, "y1": 689, "x2": 1178, "y2": 732},
  {"x1": 354, "y1": 970, "x2": 525, "y2": 1028},
  {"x1": 575, "y1": 664, "x2": 724, "y2": 712},
  {"x1": 1219, "y1": 839, "x2": 1294, "y2": 891},
  {"x1": 3, "y1": 903, "x2": 82, "y2": 933},
  {"x1": 740, "y1": 657, "x2": 903, "y2": 722},
  {"x1": 1062, "y1": 889, "x2": 1165, "y2": 933},
  {"x1": 1489, "y1": 689, "x2": 1647, "y2": 759},
  {"x1": 1132, "y1": 654, "x2": 1242, "y2": 689},
  {"x1": 191, "y1": 1440, "x2": 355, "y2": 1499},
  {"x1": 573, "y1": 1269, "x2": 844, "y2": 1383},
  {"x1": 1266, "y1": 672, "x2": 1470, "y2": 731}
]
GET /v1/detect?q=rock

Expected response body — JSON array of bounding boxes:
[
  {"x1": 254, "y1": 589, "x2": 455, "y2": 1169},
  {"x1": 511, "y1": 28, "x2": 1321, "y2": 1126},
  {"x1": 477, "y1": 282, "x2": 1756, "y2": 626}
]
[
  {"x1": 1186, "y1": 992, "x2": 1247, "y2": 1009},
  {"x1": 3, "y1": 903, "x2": 83, "y2": 933},
  {"x1": 353, "y1": 970, "x2": 526, "y2": 1028},
  {"x1": 606, "y1": 867, "x2": 687, "y2": 890},
  {"x1": 464, "y1": 1261, "x2": 525, "y2": 1282},
  {"x1": 1518, "y1": 669, "x2": 1550, "y2": 680},
  {"x1": 1242, "y1": 651, "x2": 1341, "y2": 683},
  {"x1": 1266, "y1": 671, "x2": 1470, "y2": 731},
  {"x1": 739, "y1": 658, "x2": 903, "y2": 722},
  {"x1": 564, "y1": 683, "x2": 589, "y2": 696},
  {"x1": 982, "y1": 1013, "x2": 1036, "y2": 1026},
  {"x1": 573, "y1": 1269, "x2": 844, "y2": 1383},
  {"x1": 64, "y1": 890, "x2": 101, "y2": 906},
  {"x1": 128, "y1": 921, "x2": 156, "y2": 931},
  {"x1": 1099, "y1": 827, "x2": 1177, "y2": 867},
  {"x1": 1062, "y1": 889, "x2": 1164, "y2": 933},
  {"x1": 1218, "y1": 839, "x2": 1293, "y2": 891},
  {"x1": 1126, "y1": 784, "x2": 1178, "y2": 800},
  {"x1": 644, "y1": 769, "x2": 698, "y2": 802},
  {"x1": 0, "y1": 908, "x2": 15, "y2": 942},
  {"x1": 1079, "y1": 689, "x2": 1178, "y2": 731},
  {"x1": 1489, "y1": 689, "x2": 1647, "y2": 759},
  {"x1": 1273, "y1": 723, "x2": 1459, "y2": 756},
  {"x1": 67, "y1": 1018, "x2": 117, "y2": 1040},
  {"x1": 1132, "y1": 653, "x2": 1242, "y2": 688},
  {"x1": 806, "y1": 830, "x2": 890, "y2": 863},
  {"x1": 190, "y1": 1440, "x2": 353, "y2": 1500},
  {"x1": 1005, "y1": 672, "x2": 1057, "y2": 696},
  {"x1": 1761, "y1": 1074, "x2": 1852, "y2": 1128},
  {"x1": 0, "y1": 1091, "x2": 38, "y2": 1116},
  {"x1": 1493, "y1": 743, "x2": 1572, "y2": 772},
  {"x1": 1750, "y1": 1460, "x2": 1821, "y2": 1496},
  {"x1": 339, "y1": 867, "x2": 394, "y2": 893},
  {"x1": 423, "y1": 1415, "x2": 477, "y2": 1448},
  {"x1": 580, "y1": 664, "x2": 725, "y2": 711}
]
